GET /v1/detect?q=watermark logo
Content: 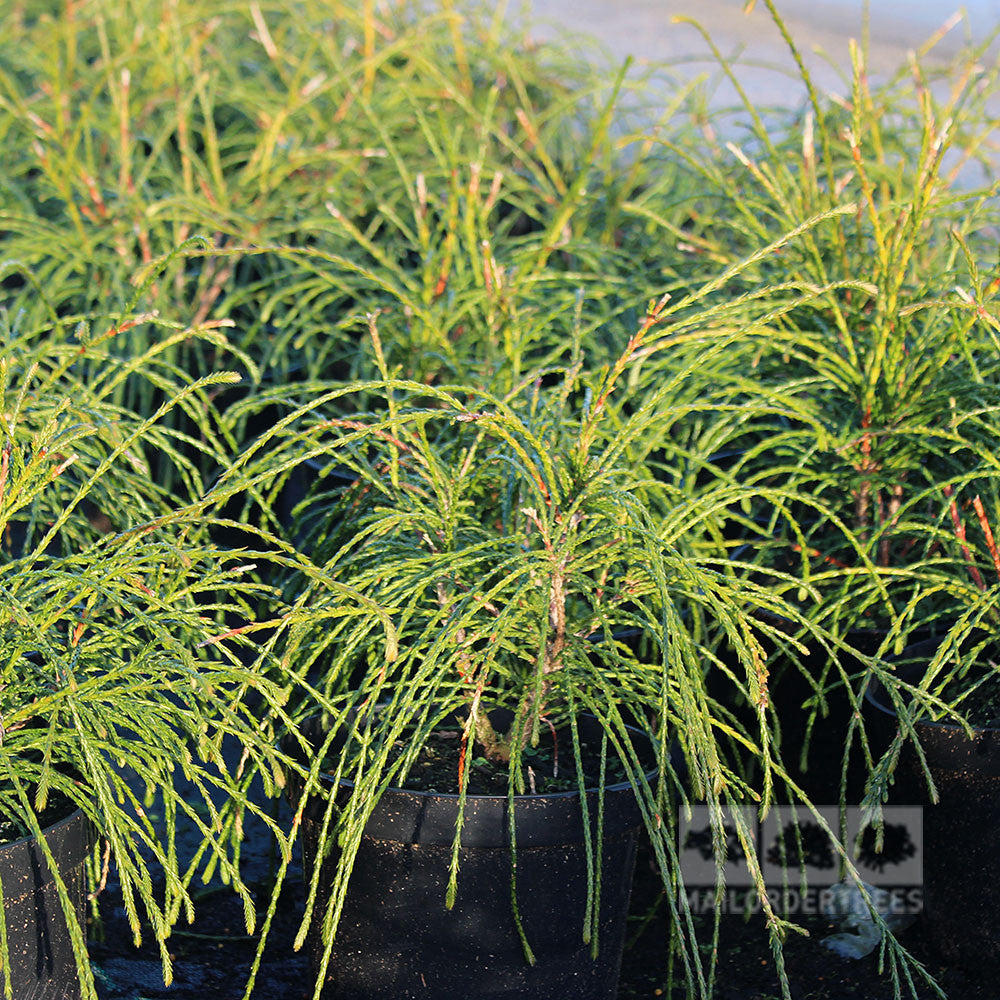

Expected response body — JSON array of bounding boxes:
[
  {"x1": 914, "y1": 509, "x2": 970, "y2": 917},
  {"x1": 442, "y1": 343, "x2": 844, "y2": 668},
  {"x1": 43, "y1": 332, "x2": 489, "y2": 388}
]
[
  {"x1": 677, "y1": 805, "x2": 758, "y2": 888},
  {"x1": 678, "y1": 805, "x2": 923, "y2": 915}
]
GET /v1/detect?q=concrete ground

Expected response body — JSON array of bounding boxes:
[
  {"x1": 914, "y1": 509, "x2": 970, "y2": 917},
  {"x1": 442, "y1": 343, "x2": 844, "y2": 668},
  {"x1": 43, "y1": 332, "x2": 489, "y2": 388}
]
[{"x1": 521, "y1": 0, "x2": 996, "y2": 107}]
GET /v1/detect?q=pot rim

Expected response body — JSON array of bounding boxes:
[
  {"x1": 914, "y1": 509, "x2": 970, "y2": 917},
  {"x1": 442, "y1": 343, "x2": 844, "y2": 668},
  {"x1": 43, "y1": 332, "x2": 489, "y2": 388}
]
[
  {"x1": 0, "y1": 805, "x2": 85, "y2": 852},
  {"x1": 866, "y1": 636, "x2": 1000, "y2": 734},
  {"x1": 300, "y1": 713, "x2": 660, "y2": 804}
]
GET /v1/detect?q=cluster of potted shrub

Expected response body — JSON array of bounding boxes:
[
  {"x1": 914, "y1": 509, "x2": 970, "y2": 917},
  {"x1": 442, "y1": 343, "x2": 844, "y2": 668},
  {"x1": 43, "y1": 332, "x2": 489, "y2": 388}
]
[{"x1": 2, "y1": 1, "x2": 1000, "y2": 998}]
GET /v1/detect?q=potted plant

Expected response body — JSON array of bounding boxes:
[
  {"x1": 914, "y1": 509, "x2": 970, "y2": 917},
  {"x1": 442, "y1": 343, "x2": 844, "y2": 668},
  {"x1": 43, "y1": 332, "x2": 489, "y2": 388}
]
[
  {"x1": 0, "y1": 307, "x2": 289, "y2": 999},
  {"x1": 630, "y1": 7, "x2": 1000, "y2": 800},
  {"x1": 0, "y1": 0, "x2": 680, "y2": 483},
  {"x1": 212, "y1": 298, "x2": 939, "y2": 1000},
  {"x1": 865, "y1": 474, "x2": 1000, "y2": 969}
]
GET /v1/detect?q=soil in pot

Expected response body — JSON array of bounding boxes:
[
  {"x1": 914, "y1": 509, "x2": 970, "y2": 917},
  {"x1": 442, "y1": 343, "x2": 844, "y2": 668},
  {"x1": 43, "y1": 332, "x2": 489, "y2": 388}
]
[
  {"x1": 0, "y1": 804, "x2": 90, "y2": 1000},
  {"x1": 867, "y1": 637, "x2": 1000, "y2": 971},
  {"x1": 294, "y1": 712, "x2": 654, "y2": 1000},
  {"x1": 386, "y1": 725, "x2": 634, "y2": 796}
]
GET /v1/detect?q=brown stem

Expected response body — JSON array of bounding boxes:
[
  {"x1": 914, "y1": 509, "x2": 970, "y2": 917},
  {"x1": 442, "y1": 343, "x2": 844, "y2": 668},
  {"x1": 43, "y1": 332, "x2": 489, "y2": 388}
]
[
  {"x1": 545, "y1": 566, "x2": 567, "y2": 677},
  {"x1": 472, "y1": 712, "x2": 511, "y2": 764},
  {"x1": 854, "y1": 479, "x2": 871, "y2": 541},
  {"x1": 972, "y1": 495, "x2": 1000, "y2": 586},
  {"x1": 0, "y1": 439, "x2": 9, "y2": 512},
  {"x1": 944, "y1": 485, "x2": 985, "y2": 591},
  {"x1": 854, "y1": 405, "x2": 873, "y2": 541},
  {"x1": 875, "y1": 488, "x2": 890, "y2": 567}
]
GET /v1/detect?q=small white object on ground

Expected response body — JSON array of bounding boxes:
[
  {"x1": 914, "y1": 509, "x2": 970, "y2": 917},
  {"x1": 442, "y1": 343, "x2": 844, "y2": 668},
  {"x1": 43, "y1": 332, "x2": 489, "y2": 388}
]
[{"x1": 820, "y1": 880, "x2": 916, "y2": 959}]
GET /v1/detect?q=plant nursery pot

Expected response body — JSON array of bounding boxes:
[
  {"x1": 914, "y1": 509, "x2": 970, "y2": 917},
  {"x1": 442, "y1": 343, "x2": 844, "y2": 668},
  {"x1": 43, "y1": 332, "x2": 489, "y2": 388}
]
[
  {"x1": 0, "y1": 807, "x2": 90, "y2": 1000},
  {"x1": 866, "y1": 638, "x2": 1000, "y2": 969},
  {"x1": 292, "y1": 714, "x2": 652, "y2": 1000},
  {"x1": 774, "y1": 621, "x2": 914, "y2": 802},
  {"x1": 716, "y1": 611, "x2": 914, "y2": 803},
  {"x1": 274, "y1": 456, "x2": 357, "y2": 545}
]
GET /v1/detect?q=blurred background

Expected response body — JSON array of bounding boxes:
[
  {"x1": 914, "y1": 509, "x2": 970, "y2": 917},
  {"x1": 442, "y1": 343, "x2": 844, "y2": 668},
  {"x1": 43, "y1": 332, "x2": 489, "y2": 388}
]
[{"x1": 520, "y1": 0, "x2": 1000, "y2": 105}]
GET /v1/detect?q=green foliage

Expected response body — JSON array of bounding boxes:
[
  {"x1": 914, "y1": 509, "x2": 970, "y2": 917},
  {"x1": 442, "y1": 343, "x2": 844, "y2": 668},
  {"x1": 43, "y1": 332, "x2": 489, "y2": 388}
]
[
  {"x1": 0, "y1": 286, "x2": 237, "y2": 527},
  {"x1": 0, "y1": 0, "x2": 685, "y2": 416},
  {"x1": 626, "y1": 6, "x2": 1000, "y2": 638},
  {"x1": 0, "y1": 304, "x2": 291, "y2": 999},
  {"x1": 219, "y1": 297, "x2": 935, "y2": 999},
  {"x1": 5, "y1": 1, "x2": 1000, "y2": 998}
]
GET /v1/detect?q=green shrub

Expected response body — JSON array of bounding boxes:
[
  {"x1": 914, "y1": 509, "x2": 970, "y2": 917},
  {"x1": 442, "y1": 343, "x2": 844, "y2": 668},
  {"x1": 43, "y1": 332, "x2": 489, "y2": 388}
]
[{"x1": 0, "y1": 299, "x2": 290, "y2": 999}]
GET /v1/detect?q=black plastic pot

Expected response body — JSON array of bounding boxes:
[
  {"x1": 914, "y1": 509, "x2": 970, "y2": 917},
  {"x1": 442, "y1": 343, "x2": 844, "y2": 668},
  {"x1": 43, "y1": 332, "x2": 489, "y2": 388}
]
[
  {"x1": 274, "y1": 456, "x2": 357, "y2": 546},
  {"x1": 867, "y1": 638, "x2": 1000, "y2": 969},
  {"x1": 0, "y1": 807, "x2": 90, "y2": 1000},
  {"x1": 772, "y1": 621, "x2": 916, "y2": 802},
  {"x1": 295, "y1": 714, "x2": 651, "y2": 1000},
  {"x1": 714, "y1": 612, "x2": 916, "y2": 803}
]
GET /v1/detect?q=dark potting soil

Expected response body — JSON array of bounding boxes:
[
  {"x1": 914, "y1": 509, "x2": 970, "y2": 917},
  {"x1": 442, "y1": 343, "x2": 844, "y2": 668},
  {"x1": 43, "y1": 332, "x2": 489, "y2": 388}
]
[
  {"x1": 931, "y1": 662, "x2": 1000, "y2": 728},
  {"x1": 0, "y1": 789, "x2": 78, "y2": 843},
  {"x1": 381, "y1": 724, "x2": 632, "y2": 795}
]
